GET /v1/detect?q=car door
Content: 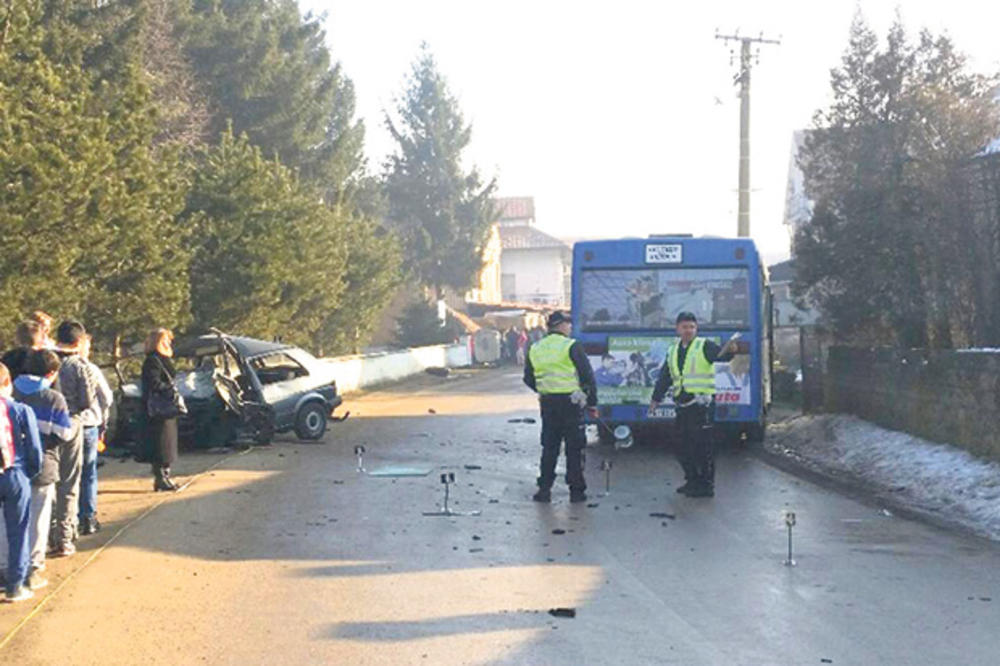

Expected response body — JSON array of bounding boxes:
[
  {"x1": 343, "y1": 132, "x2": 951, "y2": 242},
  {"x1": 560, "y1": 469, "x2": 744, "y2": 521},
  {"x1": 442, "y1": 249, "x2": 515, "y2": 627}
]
[{"x1": 251, "y1": 352, "x2": 315, "y2": 429}]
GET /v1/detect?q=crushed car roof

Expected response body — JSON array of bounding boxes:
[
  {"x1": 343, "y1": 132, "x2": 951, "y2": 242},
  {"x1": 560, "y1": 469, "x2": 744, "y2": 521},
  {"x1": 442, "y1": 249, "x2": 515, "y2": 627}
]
[{"x1": 173, "y1": 334, "x2": 294, "y2": 359}]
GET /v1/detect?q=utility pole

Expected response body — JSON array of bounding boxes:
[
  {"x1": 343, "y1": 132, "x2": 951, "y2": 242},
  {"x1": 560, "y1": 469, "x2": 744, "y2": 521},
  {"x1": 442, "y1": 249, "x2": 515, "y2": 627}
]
[{"x1": 715, "y1": 31, "x2": 780, "y2": 238}]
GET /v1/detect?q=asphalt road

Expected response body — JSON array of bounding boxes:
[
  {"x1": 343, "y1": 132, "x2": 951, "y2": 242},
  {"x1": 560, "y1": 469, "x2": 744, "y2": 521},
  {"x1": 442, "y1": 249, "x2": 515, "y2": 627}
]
[{"x1": 4, "y1": 368, "x2": 1000, "y2": 665}]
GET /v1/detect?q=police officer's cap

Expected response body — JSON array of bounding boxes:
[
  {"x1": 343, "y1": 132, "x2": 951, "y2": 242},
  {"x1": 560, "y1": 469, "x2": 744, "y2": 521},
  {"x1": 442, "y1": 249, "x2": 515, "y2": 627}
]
[
  {"x1": 547, "y1": 311, "x2": 571, "y2": 328},
  {"x1": 676, "y1": 311, "x2": 698, "y2": 325}
]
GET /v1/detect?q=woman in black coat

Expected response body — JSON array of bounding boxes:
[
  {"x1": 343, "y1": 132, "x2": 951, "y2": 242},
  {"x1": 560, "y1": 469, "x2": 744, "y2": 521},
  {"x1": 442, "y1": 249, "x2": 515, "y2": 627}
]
[{"x1": 142, "y1": 328, "x2": 179, "y2": 491}]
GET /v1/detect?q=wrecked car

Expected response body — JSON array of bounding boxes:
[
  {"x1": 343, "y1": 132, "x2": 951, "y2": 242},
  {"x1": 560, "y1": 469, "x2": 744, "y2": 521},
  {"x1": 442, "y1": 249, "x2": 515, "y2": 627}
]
[{"x1": 113, "y1": 330, "x2": 346, "y2": 449}]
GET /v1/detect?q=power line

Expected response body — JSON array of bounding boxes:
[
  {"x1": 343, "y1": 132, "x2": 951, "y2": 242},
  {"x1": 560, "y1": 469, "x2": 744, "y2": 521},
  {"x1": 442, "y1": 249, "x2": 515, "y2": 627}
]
[{"x1": 715, "y1": 30, "x2": 781, "y2": 238}]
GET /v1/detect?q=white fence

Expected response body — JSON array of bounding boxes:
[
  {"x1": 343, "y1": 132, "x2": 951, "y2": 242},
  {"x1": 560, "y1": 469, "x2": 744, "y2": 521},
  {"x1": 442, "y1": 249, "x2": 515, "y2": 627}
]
[{"x1": 323, "y1": 339, "x2": 473, "y2": 394}]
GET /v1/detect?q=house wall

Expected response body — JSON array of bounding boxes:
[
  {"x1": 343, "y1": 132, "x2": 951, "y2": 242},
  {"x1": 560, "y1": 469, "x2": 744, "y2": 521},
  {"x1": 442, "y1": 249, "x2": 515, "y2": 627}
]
[
  {"x1": 468, "y1": 224, "x2": 503, "y2": 304},
  {"x1": 500, "y1": 248, "x2": 569, "y2": 305}
]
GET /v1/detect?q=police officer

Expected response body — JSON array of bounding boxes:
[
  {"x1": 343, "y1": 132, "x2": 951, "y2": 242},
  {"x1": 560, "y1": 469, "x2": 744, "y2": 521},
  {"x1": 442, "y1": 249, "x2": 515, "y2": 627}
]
[
  {"x1": 523, "y1": 311, "x2": 598, "y2": 503},
  {"x1": 648, "y1": 312, "x2": 739, "y2": 498}
]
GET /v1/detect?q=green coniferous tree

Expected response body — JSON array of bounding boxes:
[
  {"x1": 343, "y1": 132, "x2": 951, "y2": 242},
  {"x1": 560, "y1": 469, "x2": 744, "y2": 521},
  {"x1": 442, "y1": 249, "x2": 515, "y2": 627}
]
[
  {"x1": 795, "y1": 14, "x2": 999, "y2": 348},
  {"x1": 0, "y1": 0, "x2": 190, "y2": 347},
  {"x1": 384, "y1": 44, "x2": 497, "y2": 300},
  {"x1": 182, "y1": 130, "x2": 348, "y2": 348},
  {"x1": 182, "y1": 0, "x2": 362, "y2": 186},
  {"x1": 317, "y1": 215, "x2": 401, "y2": 355}
]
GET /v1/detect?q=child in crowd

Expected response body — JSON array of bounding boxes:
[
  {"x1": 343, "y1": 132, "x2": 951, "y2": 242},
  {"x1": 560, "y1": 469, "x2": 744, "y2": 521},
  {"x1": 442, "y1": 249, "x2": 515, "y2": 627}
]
[
  {"x1": 0, "y1": 321, "x2": 45, "y2": 379},
  {"x1": 12, "y1": 351, "x2": 77, "y2": 582},
  {"x1": 29, "y1": 311, "x2": 56, "y2": 350},
  {"x1": 52, "y1": 321, "x2": 98, "y2": 556},
  {"x1": 0, "y1": 362, "x2": 43, "y2": 602}
]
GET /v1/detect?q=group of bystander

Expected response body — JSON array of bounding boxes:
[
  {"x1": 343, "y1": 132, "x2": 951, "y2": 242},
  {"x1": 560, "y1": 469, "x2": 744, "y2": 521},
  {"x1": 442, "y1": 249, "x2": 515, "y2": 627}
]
[
  {"x1": 0, "y1": 313, "x2": 114, "y2": 603},
  {"x1": 502, "y1": 326, "x2": 544, "y2": 366}
]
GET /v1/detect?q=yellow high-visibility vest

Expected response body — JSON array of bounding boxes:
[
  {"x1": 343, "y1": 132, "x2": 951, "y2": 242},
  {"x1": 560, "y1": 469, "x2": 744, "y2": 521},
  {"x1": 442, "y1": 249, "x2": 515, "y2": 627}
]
[
  {"x1": 529, "y1": 334, "x2": 581, "y2": 395},
  {"x1": 667, "y1": 337, "x2": 716, "y2": 395}
]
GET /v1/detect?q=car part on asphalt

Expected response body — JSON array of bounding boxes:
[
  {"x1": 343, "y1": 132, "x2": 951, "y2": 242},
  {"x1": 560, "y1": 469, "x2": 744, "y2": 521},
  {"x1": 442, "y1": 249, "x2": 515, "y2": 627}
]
[
  {"x1": 354, "y1": 445, "x2": 366, "y2": 473},
  {"x1": 366, "y1": 466, "x2": 432, "y2": 477},
  {"x1": 594, "y1": 417, "x2": 634, "y2": 450},
  {"x1": 612, "y1": 424, "x2": 634, "y2": 449}
]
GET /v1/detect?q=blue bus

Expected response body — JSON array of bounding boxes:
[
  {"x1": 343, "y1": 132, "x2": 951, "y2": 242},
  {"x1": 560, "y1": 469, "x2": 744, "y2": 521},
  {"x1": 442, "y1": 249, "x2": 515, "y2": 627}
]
[{"x1": 571, "y1": 236, "x2": 772, "y2": 443}]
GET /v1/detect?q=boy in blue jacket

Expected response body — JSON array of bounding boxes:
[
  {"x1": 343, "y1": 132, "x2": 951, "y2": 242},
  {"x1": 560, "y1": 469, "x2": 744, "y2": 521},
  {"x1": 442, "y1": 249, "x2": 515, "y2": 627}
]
[{"x1": 0, "y1": 362, "x2": 43, "y2": 602}]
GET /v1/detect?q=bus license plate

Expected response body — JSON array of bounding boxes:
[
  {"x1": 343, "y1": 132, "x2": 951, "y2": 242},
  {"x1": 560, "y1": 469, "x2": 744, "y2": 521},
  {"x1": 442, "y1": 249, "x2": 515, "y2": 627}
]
[{"x1": 650, "y1": 407, "x2": 675, "y2": 419}]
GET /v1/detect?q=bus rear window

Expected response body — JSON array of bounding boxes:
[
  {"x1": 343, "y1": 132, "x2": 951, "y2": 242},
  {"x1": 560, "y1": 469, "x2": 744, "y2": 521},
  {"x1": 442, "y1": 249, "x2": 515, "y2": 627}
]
[{"x1": 579, "y1": 267, "x2": 750, "y2": 331}]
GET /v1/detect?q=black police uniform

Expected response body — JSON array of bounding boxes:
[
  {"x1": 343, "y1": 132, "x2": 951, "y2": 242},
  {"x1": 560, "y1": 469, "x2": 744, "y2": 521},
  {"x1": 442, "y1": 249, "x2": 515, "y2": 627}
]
[
  {"x1": 523, "y1": 334, "x2": 597, "y2": 499},
  {"x1": 651, "y1": 339, "x2": 733, "y2": 496}
]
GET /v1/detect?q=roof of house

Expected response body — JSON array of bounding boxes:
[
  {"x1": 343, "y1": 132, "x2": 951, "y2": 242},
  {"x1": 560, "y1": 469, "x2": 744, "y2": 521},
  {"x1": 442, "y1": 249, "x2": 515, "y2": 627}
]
[
  {"x1": 495, "y1": 197, "x2": 535, "y2": 221},
  {"x1": 768, "y1": 259, "x2": 796, "y2": 283},
  {"x1": 499, "y1": 225, "x2": 569, "y2": 251}
]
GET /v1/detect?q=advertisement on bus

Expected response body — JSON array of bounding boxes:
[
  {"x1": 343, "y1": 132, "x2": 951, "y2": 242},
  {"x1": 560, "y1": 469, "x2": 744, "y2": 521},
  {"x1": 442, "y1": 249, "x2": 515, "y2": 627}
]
[{"x1": 589, "y1": 336, "x2": 751, "y2": 407}]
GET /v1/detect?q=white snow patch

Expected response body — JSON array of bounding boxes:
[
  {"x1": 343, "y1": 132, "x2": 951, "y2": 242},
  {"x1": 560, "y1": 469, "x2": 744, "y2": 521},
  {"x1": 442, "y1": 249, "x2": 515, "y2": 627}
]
[
  {"x1": 956, "y1": 348, "x2": 1000, "y2": 354},
  {"x1": 770, "y1": 414, "x2": 1000, "y2": 540}
]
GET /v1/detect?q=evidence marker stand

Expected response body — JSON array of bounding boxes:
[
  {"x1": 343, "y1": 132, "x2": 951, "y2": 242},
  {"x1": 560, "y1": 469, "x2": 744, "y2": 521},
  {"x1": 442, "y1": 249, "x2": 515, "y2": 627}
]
[
  {"x1": 783, "y1": 511, "x2": 797, "y2": 566},
  {"x1": 423, "y1": 473, "x2": 482, "y2": 517},
  {"x1": 594, "y1": 419, "x2": 632, "y2": 497}
]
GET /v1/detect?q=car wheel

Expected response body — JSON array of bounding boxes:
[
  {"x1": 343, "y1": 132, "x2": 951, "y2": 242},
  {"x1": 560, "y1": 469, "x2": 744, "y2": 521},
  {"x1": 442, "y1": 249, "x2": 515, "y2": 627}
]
[{"x1": 295, "y1": 402, "x2": 328, "y2": 441}]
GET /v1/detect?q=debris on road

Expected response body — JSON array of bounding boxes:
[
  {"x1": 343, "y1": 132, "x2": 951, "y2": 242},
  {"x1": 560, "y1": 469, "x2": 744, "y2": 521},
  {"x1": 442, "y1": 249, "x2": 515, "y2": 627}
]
[
  {"x1": 551, "y1": 529, "x2": 566, "y2": 535},
  {"x1": 548, "y1": 608, "x2": 576, "y2": 618},
  {"x1": 472, "y1": 535, "x2": 482, "y2": 541},
  {"x1": 507, "y1": 417, "x2": 536, "y2": 424},
  {"x1": 464, "y1": 464, "x2": 482, "y2": 470},
  {"x1": 649, "y1": 512, "x2": 676, "y2": 520},
  {"x1": 469, "y1": 548, "x2": 483, "y2": 553},
  {"x1": 586, "y1": 503, "x2": 599, "y2": 508},
  {"x1": 428, "y1": 408, "x2": 437, "y2": 414}
]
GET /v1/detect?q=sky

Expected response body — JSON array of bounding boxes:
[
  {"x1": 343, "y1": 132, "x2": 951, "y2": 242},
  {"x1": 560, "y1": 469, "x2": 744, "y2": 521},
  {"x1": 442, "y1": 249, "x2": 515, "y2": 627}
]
[{"x1": 298, "y1": 0, "x2": 1000, "y2": 266}]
